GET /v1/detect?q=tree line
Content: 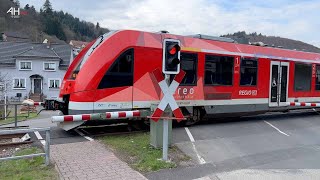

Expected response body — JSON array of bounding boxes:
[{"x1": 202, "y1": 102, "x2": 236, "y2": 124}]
[{"x1": 0, "y1": 0, "x2": 109, "y2": 42}]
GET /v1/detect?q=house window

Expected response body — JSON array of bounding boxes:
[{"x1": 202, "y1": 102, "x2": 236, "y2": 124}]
[
  {"x1": 240, "y1": 58, "x2": 258, "y2": 86},
  {"x1": 205, "y1": 55, "x2": 234, "y2": 85},
  {"x1": 19, "y1": 61, "x2": 32, "y2": 70},
  {"x1": 44, "y1": 62, "x2": 56, "y2": 71},
  {"x1": 13, "y1": 78, "x2": 26, "y2": 89},
  {"x1": 48, "y1": 79, "x2": 61, "y2": 89}
]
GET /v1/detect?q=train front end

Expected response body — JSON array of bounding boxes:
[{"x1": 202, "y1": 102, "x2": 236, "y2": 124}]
[{"x1": 55, "y1": 30, "x2": 145, "y2": 130}]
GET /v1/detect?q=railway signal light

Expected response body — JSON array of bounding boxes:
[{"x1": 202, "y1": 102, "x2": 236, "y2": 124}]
[{"x1": 162, "y1": 39, "x2": 181, "y2": 74}]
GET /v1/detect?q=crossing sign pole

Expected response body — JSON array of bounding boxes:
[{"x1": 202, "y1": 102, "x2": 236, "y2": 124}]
[
  {"x1": 149, "y1": 38, "x2": 185, "y2": 161},
  {"x1": 149, "y1": 68, "x2": 186, "y2": 161},
  {"x1": 162, "y1": 74, "x2": 170, "y2": 161}
]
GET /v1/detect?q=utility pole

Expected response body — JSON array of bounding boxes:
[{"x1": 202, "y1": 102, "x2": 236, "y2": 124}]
[
  {"x1": 4, "y1": 82, "x2": 7, "y2": 120},
  {"x1": 0, "y1": 81, "x2": 6, "y2": 120}
]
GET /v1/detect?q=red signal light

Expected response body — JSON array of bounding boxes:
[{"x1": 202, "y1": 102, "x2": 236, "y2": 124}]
[
  {"x1": 163, "y1": 39, "x2": 181, "y2": 74},
  {"x1": 169, "y1": 47, "x2": 176, "y2": 55},
  {"x1": 168, "y1": 44, "x2": 180, "y2": 55}
]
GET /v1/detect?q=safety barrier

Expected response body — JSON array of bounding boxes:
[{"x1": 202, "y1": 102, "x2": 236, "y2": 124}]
[
  {"x1": 22, "y1": 100, "x2": 44, "y2": 106},
  {"x1": 0, "y1": 127, "x2": 51, "y2": 166},
  {"x1": 51, "y1": 110, "x2": 149, "y2": 122},
  {"x1": 0, "y1": 103, "x2": 33, "y2": 127},
  {"x1": 286, "y1": 102, "x2": 320, "y2": 107}
]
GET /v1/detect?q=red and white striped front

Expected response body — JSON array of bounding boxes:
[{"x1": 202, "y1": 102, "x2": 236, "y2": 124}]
[
  {"x1": 33, "y1": 102, "x2": 44, "y2": 106},
  {"x1": 52, "y1": 114, "x2": 92, "y2": 122},
  {"x1": 51, "y1": 110, "x2": 142, "y2": 122},
  {"x1": 105, "y1": 111, "x2": 140, "y2": 119},
  {"x1": 286, "y1": 102, "x2": 320, "y2": 107},
  {"x1": 22, "y1": 100, "x2": 44, "y2": 106}
]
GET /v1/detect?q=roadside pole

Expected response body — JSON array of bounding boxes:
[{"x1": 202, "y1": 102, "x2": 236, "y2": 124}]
[
  {"x1": 162, "y1": 74, "x2": 170, "y2": 161},
  {"x1": 150, "y1": 38, "x2": 183, "y2": 162},
  {"x1": 162, "y1": 119, "x2": 169, "y2": 161},
  {"x1": 4, "y1": 82, "x2": 7, "y2": 120}
]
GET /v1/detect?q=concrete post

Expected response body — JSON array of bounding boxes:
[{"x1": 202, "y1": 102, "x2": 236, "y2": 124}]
[
  {"x1": 149, "y1": 74, "x2": 173, "y2": 156},
  {"x1": 14, "y1": 104, "x2": 17, "y2": 128},
  {"x1": 45, "y1": 129, "x2": 50, "y2": 166}
]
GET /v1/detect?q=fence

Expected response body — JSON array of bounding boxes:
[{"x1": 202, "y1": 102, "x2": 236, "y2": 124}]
[
  {"x1": 0, "y1": 103, "x2": 35, "y2": 127},
  {"x1": 0, "y1": 127, "x2": 51, "y2": 165}
]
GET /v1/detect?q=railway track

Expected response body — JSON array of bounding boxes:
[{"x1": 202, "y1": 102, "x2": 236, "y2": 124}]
[
  {"x1": 0, "y1": 133, "x2": 33, "y2": 147},
  {"x1": 76, "y1": 122, "x2": 149, "y2": 137},
  {"x1": 67, "y1": 109, "x2": 320, "y2": 139}
]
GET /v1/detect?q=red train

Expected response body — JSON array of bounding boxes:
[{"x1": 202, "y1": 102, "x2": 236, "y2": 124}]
[{"x1": 56, "y1": 30, "x2": 320, "y2": 129}]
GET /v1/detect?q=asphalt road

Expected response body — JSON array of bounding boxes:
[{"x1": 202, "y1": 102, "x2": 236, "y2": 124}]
[
  {"x1": 4, "y1": 109, "x2": 320, "y2": 179},
  {"x1": 0, "y1": 110, "x2": 88, "y2": 145},
  {"x1": 147, "y1": 110, "x2": 320, "y2": 180}
]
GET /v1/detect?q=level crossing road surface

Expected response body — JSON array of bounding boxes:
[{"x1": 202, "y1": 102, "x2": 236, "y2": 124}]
[
  {"x1": 3, "y1": 109, "x2": 320, "y2": 179},
  {"x1": 0, "y1": 110, "x2": 89, "y2": 145},
  {"x1": 0, "y1": 110, "x2": 147, "y2": 180},
  {"x1": 146, "y1": 110, "x2": 320, "y2": 180}
]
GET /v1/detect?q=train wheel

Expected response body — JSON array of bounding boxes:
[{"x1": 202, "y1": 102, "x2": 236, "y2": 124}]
[{"x1": 185, "y1": 108, "x2": 202, "y2": 126}]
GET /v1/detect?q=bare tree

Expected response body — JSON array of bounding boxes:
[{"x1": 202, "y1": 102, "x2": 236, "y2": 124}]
[
  {"x1": 0, "y1": 72, "x2": 11, "y2": 99},
  {"x1": 0, "y1": 72, "x2": 10, "y2": 119}
]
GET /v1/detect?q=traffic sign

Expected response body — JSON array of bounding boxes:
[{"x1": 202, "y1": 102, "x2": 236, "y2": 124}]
[{"x1": 150, "y1": 68, "x2": 186, "y2": 122}]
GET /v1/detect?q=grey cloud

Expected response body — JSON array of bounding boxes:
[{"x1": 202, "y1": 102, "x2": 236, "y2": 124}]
[{"x1": 19, "y1": 0, "x2": 320, "y2": 47}]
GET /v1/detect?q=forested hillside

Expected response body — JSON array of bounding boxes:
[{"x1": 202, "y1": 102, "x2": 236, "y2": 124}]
[
  {"x1": 0, "y1": 0, "x2": 109, "y2": 43},
  {"x1": 1, "y1": 0, "x2": 319, "y2": 53},
  {"x1": 222, "y1": 31, "x2": 320, "y2": 53}
]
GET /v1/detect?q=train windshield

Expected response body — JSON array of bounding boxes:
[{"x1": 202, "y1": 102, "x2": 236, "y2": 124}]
[{"x1": 71, "y1": 31, "x2": 116, "y2": 79}]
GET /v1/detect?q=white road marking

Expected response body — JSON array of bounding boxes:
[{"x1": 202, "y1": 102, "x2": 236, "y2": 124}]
[
  {"x1": 75, "y1": 128, "x2": 94, "y2": 141},
  {"x1": 312, "y1": 108, "x2": 320, "y2": 115},
  {"x1": 264, "y1": 120, "x2": 290, "y2": 136},
  {"x1": 34, "y1": 131, "x2": 46, "y2": 146},
  {"x1": 193, "y1": 176, "x2": 211, "y2": 180},
  {"x1": 185, "y1": 127, "x2": 206, "y2": 164},
  {"x1": 34, "y1": 131, "x2": 43, "y2": 139},
  {"x1": 185, "y1": 127, "x2": 195, "y2": 142}
]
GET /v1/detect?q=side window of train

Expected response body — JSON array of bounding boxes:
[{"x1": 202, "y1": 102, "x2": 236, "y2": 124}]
[
  {"x1": 180, "y1": 53, "x2": 198, "y2": 86},
  {"x1": 316, "y1": 65, "x2": 320, "y2": 90},
  {"x1": 98, "y1": 48, "x2": 134, "y2": 89},
  {"x1": 240, "y1": 58, "x2": 258, "y2": 86},
  {"x1": 294, "y1": 63, "x2": 311, "y2": 91},
  {"x1": 204, "y1": 55, "x2": 234, "y2": 85}
]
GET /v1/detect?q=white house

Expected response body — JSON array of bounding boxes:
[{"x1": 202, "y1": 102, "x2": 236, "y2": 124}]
[{"x1": 0, "y1": 41, "x2": 73, "y2": 102}]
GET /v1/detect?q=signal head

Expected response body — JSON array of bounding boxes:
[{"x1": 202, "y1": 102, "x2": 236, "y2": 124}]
[{"x1": 162, "y1": 39, "x2": 181, "y2": 74}]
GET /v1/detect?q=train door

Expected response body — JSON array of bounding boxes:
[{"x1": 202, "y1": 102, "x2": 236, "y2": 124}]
[{"x1": 269, "y1": 61, "x2": 289, "y2": 107}]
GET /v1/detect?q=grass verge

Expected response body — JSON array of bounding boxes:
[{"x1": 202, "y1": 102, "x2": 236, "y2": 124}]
[
  {"x1": 0, "y1": 147, "x2": 58, "y2": 180},
  {"x1": 0, "y1": 112, "x2": 38, "y2": 125},
  {"x1": 100, "y1": 132, "x2": 191, "y2": 173}
]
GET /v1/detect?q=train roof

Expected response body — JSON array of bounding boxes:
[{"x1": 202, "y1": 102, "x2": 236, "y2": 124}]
[{"x1": 115, "y1": 30, "x2": 320, "y2": 64}]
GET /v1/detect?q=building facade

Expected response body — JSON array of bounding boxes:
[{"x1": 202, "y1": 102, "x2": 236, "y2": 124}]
[
  {"x1": 0, "y1": 41, "x2": 72, "y2": 102},
  {"x1": 69, "y1": 40, "x2": 89, "y2": 56}
]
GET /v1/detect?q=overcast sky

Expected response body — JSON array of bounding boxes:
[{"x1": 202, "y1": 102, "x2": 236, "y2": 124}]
[{"x1": 19, "y1": 0, "x2": 320, "y2": 47}]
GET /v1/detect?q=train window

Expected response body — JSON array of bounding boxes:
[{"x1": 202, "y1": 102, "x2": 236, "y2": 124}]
[
  {"x1": 204, "y1": 55, "x2": 234, "y2": 85},
  {"x1": 294, "y1": 63, "x2": 311, "y2": 91},
  {"x1": 98, "y1": 48, "x2": 134, "y2": 89},
  {"x1": 180, "y1": 53, "x2": 198, "y2": 85},
  {"x1": 79, "y1": 31, "x2": 116, "y2": 69},
  {"x1": 316, "y1": 65, "x2": 320, "y2": 90},
  {"x1": 70, "y1": 31, "x2": 117, "y2": 80},
  {"x1": 240, "y1": 58, "x2": 258, "y2": 86}
]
